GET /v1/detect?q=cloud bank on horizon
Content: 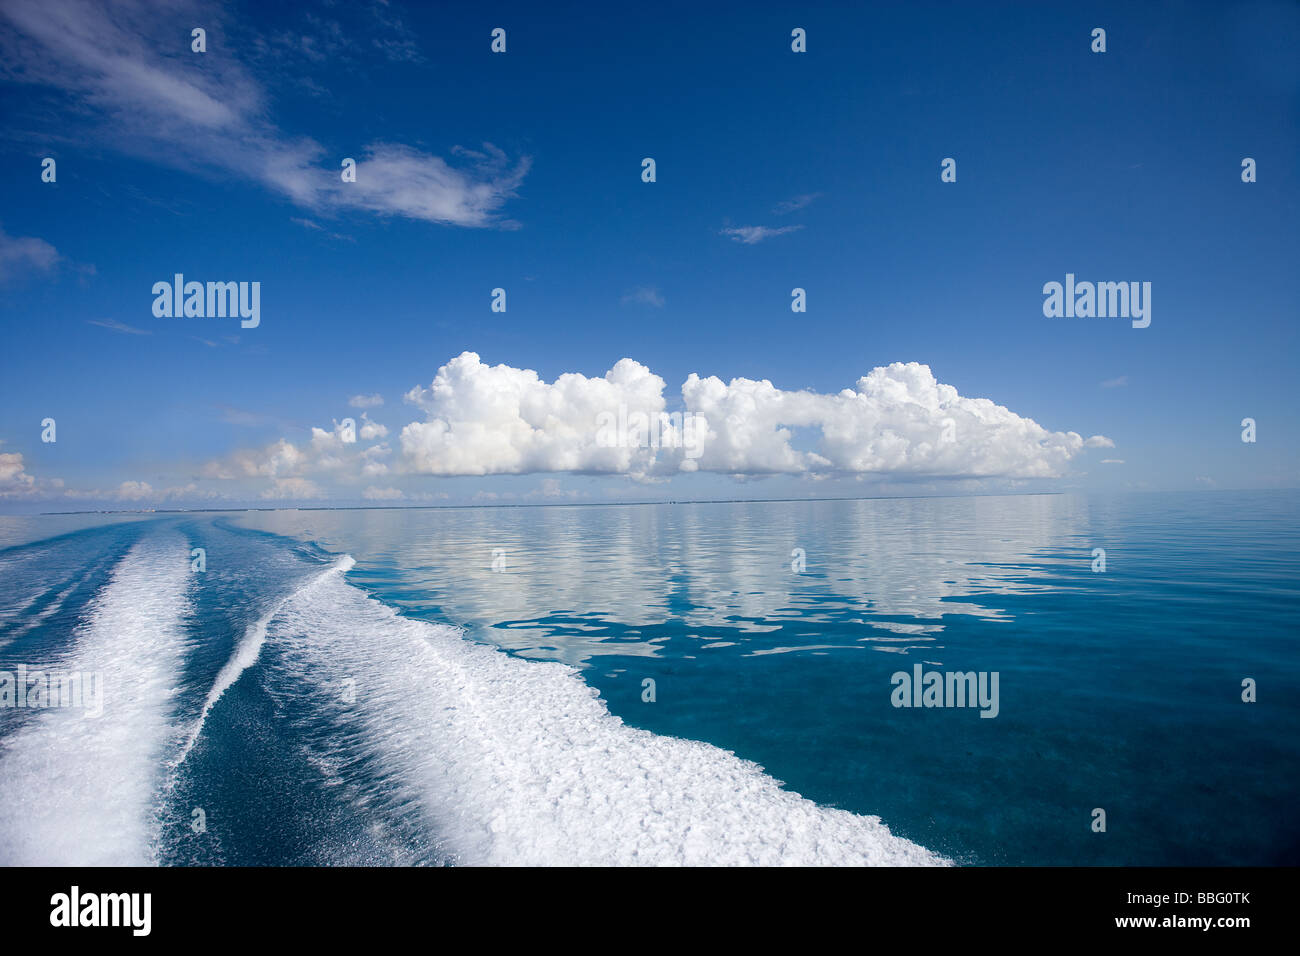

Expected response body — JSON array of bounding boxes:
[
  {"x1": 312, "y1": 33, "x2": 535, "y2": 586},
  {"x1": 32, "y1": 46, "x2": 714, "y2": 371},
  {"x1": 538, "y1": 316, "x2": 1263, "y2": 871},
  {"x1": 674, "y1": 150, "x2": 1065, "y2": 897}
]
[
  {"x1": 0, "y1": 353, "x2": 1111, "y2": 503},
  {"x1": 396, "y1": 353, "x2": 1112, "y2": 481}
]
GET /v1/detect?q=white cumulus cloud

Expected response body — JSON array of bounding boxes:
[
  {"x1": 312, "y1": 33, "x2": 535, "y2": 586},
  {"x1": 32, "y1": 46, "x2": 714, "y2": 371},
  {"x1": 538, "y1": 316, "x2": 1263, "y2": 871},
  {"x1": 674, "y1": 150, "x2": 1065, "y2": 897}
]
[
  {"x1": 359, "y1": 414, "x2": 388, "y2": 440},
  {"x1": 396, "y1": 352, "x2": 1111, "y2": 481},
  {"x1": 682, "y1": 363, "x2": 1110, "y2": 478},
  {"x1": 114, "y1": 480, "x2": 154, "y2": 500},
  {"x1": 400, "y1": 352, "x2": 675, "y2": 478},
  {"x1": 0, "y1": 452, "x2": 37, "y2": 496},
  {"x1": 199, "y1": 354, "x2": 1113, "y2": 494}
]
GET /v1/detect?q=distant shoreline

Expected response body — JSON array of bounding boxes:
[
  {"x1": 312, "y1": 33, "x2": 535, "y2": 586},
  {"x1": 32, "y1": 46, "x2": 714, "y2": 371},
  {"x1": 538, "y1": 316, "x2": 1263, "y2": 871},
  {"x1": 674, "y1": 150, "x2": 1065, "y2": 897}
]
[
  {"x1": 30, "y1": 489, "x2": 1075, "y2": 516},
  {"x1": 18, "y1": 486, "x2": 1285, "y2": 519}
]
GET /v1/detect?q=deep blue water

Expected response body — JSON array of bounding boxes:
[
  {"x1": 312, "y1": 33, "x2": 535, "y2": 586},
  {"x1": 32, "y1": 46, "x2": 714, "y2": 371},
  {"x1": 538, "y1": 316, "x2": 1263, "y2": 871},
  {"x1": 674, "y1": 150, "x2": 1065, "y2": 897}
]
[{"x1": 0, "y1": 491, "x2": 1296, "y2": 865}]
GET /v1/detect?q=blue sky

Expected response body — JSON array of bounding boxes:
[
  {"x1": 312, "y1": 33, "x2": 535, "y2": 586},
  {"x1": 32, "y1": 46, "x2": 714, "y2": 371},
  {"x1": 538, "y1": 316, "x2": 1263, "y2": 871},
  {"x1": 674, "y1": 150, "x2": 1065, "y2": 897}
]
[{"x1": 1, "y1": 0, "x2": 1297, "y2": 511}]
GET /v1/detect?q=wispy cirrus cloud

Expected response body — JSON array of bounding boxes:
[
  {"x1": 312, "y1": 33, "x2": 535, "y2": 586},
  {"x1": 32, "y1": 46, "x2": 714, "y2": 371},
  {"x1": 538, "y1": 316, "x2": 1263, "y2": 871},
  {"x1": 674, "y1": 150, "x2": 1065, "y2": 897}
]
[
  {"x1": 332, "y1": 143, "x2": 529, "y2": 227},
  {"x1": 773, "y1": 193, "x2": 821, "y2": 214},
  {"x1": 87, "y1": 318, "x2": 150, "y2": 336},
  {"x1": 0, "y1": 226, "x2": 60, "y2": 283},
  {"x1": 0, "y1": 0, "x2": 528, "y2": 228},
  {"x1": 720, "y1": 224, "x2": 803, "y2": 245},
  {"x1": 263, "y1": 4, "x2": 424, "y2": 67},
  {"x1": 290, "y1": 216, "x2": 354, "y2": 242},
  {"x1": 621, "y1": 286, "x2": 665, "y2": 308}
]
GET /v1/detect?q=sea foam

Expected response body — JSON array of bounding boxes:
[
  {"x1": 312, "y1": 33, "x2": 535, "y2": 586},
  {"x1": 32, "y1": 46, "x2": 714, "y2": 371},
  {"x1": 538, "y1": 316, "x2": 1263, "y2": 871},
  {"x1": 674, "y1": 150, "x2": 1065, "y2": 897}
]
[
  {"x1": 0, "y1": 535, "x2": 192, "y2": 865},
  {"x1": 172, "y1": 554, "x2": 354, "y2": 769},
  {"x1": 268, "y1": 559, "x2": 947, "y2": 866}
]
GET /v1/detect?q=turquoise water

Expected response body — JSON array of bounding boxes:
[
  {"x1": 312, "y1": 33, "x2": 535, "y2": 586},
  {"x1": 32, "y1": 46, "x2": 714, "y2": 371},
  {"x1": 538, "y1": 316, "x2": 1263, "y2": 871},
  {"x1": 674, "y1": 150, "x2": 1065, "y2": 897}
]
[{"x1": 1, "y1": 491, "x2": 1296, "y2": 865}]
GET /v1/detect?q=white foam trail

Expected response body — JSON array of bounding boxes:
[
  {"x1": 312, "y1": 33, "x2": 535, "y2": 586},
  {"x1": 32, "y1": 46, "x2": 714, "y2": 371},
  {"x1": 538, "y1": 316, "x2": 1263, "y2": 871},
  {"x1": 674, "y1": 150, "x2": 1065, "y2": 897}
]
[
  {"x1": 173, "y1": 555, "x2": 354, "y2": 768},
  {"x1": 270, "y1": 562, "x2": 947, "y2": 866},
  {"x1": 0, "y1": 534, "x2": 192, "y2": 866}
]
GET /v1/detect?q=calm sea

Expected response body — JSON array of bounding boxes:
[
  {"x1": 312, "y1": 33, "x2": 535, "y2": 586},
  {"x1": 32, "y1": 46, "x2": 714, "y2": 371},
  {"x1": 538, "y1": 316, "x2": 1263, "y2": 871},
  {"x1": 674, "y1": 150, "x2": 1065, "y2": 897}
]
[{"x1": 0, "y1": 491, "x2": 1295, "y2": 865}]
